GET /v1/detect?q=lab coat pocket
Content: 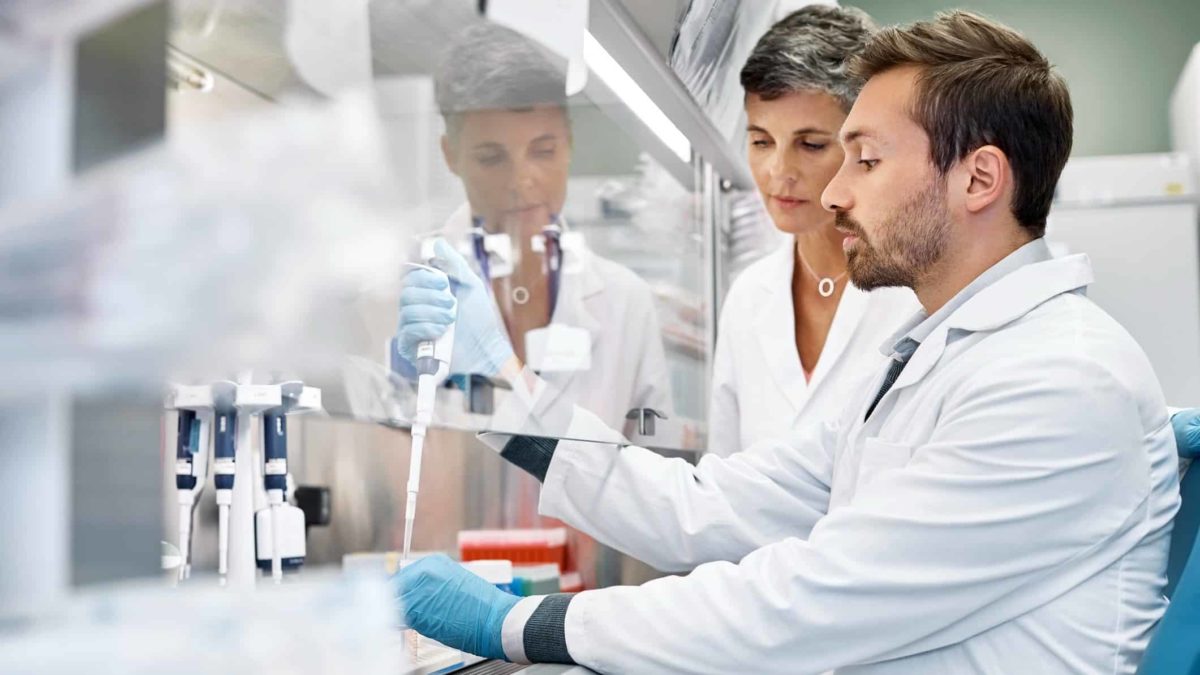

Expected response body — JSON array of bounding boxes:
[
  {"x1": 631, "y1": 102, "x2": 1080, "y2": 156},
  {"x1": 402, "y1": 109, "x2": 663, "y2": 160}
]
[{"x1": 856, "y1": 438, "x2": 914, "y2": 491}]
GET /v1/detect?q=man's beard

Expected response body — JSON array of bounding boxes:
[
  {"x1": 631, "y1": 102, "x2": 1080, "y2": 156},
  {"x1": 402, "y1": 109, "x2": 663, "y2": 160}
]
[{"x1": 836, "y1": 181, "x2": 951, "y2": 291}]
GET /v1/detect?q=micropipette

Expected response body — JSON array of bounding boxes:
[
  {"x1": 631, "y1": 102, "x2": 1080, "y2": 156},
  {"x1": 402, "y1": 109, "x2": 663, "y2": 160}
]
[
  {"x1": 263, "y1": 410, "x2": 288, "y2": 583},
  {"x1": 401, "y1": 258, "x2": 457, "y2": 564},
  {"x1": 213, "y1": 408, "x2": 237, "y2": 583},
  {"x1": 174, "y1": 409, "x2": 208, "y2": 581}
]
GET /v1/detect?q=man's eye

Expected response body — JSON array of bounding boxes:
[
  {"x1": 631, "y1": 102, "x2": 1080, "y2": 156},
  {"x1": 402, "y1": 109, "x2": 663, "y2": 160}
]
[
  {"x1": 475, "y1": 154, "x2": 504, "y2": 166},
  {"x1": 801, "y1": 141, "x2": 827, "y2": 151}
]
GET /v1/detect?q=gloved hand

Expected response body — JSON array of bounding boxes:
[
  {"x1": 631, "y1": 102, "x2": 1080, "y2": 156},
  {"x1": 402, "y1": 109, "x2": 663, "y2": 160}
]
[
  {"x1": 395, "y1": 239, "x2": 514, "y2": 378},
  {"x1": 393, "y1": 554, "x2": 520, "y2": 660},
  {"x1": 1173, "y1": 408, "x2": 1200, "y2": 459}
]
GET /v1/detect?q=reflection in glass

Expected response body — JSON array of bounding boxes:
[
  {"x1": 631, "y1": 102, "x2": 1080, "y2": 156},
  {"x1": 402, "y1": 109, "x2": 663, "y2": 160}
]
[{"x1": 407, "y1": 22, "x2": 674, "y2": 441}]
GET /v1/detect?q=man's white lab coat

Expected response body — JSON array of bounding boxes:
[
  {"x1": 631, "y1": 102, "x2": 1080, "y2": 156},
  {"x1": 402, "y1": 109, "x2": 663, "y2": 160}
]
[{"x1": 484, "y1": 243, "x2": 1180, "y2": 673}]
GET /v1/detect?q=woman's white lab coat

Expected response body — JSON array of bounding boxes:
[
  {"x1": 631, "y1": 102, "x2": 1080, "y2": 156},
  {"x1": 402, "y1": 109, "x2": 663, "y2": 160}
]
[
  {"x1": 441, "y1": 205, "x2": 674, "y2": 436},
  {"x1": 708, "y1": 242, "x2": 917, "y2": 455},
  {"x1": 483, "y1": 247, "x2": 1180, "y2": 673}
]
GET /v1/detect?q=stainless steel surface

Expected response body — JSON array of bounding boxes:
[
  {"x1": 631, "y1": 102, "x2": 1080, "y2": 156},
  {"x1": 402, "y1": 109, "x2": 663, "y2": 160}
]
[
  {"x1": 613, "y1": 0, "x2": 688, "y2": 60},
  {"x1": 72, "y1": 1, "x2": 167, "y2": 172},
  {"x1": 589, "y1": 0, "x2": 754, "y2": 190}
]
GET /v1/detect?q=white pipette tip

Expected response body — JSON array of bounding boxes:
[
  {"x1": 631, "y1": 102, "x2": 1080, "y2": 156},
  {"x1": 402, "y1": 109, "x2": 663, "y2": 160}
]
[
  {"x1": 271, "y1": 503, "x2": 283, "y2": 583},
  {"x1": 177, "y1": 505, "x2": 192, "y2": 582},
  {"x1": 217, "y1": 503, "x2": 230, "y2": 577},
  {"x1": 401, "y1": 491, "x2": 418, "y2": 563}
]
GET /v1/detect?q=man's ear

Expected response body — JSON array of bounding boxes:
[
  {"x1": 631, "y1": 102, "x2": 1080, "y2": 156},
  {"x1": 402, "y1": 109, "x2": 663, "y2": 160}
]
[
  {"x1": 440, "y1": 134, "x2": 459, "y2": 177},
  {"x1": 962, "y1": 145, "x2": 1010, "y2": 215}
]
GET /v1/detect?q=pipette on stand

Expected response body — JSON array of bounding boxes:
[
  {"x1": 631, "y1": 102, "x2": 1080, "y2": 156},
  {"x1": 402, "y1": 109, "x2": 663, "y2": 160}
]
[
  {"x1": 174, "y1": 409, "x2": 208, "y2": 581},
  {"x1": 263, "y1": 410, "x2": 288, "y2": 583},
  {"x1": 401, "y1": 260, "x2": 457, "y2": 565},
  {"x1": 213, "y1": 408, "x2": 237, "y2": 585}
]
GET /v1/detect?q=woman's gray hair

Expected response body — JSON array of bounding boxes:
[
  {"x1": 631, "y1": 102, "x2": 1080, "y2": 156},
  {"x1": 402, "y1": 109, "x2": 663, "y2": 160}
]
[
  {"x1": 740, "y1": 5, "x2": 876, "y2": 111},
  {"x1": 434, "y1": 22, "x2": 568, "y2": 139}
]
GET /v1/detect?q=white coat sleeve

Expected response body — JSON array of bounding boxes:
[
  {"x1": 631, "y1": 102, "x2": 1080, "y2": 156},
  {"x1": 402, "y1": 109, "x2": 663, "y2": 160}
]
[
  {"x1": 558, "y1": 354, "x2": 1174, "y2": 674},
  {"x1": 706, "y1": 303, "x2": 741, "y2": 457},
  {"x1": 531, "y1": 404, "x2": 835, "y2": 572},
  {"x1": 479, "y1": 374, "x2": 836, "y2": 573}
]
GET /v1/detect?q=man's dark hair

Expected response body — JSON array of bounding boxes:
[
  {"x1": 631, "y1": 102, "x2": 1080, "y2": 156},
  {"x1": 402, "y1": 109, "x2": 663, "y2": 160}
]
[
  {"x1": 851, "y1": 11, "x2": 1073, "y2": 236},
  {"x1": 434, "y1": 23, "x2": 568, "y2": 140}
]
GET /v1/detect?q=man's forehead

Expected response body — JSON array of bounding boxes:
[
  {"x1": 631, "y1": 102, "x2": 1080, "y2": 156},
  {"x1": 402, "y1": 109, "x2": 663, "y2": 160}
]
[{"x1": 840, "y1": 66, "x2": 921, "y2": 144}]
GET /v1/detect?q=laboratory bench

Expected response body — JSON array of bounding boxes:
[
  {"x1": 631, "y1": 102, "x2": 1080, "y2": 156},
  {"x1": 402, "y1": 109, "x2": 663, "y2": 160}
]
[{"x1": 457, "y1": 663, "x2": 596, "y2": 675}]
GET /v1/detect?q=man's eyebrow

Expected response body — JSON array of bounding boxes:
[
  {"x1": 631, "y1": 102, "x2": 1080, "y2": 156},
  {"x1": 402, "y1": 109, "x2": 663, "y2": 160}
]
[{"x1": 840, "y1": 128, "x2": 876, "y2": 144}]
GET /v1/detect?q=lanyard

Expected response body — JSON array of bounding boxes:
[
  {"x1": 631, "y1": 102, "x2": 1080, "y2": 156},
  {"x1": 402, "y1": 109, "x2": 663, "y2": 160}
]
[
  {"x1": 469, "y1": 215, "x2": 564, "y2": 322},
  {"x1": 542, "y1": 219, "x2": 563, "y2": 318},
  {"x1": 469, "y1": 217, "x2": 492, "y2": 293}
]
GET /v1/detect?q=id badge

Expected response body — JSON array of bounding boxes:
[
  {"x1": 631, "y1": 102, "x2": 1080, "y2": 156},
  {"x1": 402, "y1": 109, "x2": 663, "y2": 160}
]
[{"x1": 525, "y1": 324, "x2": 592, "y2": 372}]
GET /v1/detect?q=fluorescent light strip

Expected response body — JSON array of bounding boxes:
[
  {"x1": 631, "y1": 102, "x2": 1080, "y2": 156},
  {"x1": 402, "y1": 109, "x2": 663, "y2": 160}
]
[{"x1": 583, "y1": 32, "x2": 692, "y2": 164}]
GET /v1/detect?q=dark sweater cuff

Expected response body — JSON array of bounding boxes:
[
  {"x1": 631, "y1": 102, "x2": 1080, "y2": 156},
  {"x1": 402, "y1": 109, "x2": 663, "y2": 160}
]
[
  {"x1": 499, "y1": 435, "x2": 559, "y2": 482},
  {"x1": 524, "y1": 593, "x2": 576, "y2": 664}
]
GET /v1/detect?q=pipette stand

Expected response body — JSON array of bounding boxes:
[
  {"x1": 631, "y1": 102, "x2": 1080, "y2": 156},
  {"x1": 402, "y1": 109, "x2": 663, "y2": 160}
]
[{"x1": 166, "y1": 380, "x2": 321, "y2": 590}]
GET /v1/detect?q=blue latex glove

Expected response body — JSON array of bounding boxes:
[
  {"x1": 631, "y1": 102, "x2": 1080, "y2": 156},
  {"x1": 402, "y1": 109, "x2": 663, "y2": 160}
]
[
  {"x1": 395, "y1": 239, "x2": 514, "y2": 378},
  {"x1": 1174, "y1": 408, "x2": 1200, "y2": 459},
  {"x1": 393, "y1": 554, "x2": 520, "y2": 660}
]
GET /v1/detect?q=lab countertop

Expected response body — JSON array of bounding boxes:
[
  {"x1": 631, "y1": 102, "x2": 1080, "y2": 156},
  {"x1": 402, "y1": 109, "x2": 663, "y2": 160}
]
[{"x1": 457, "y1": 661, "x2": 597, "y2": 674}]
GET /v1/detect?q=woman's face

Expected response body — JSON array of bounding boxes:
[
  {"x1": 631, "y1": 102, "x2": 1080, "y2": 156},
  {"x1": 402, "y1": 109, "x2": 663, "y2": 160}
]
[
  {"x1": 441, "y1": 105, "x2": 571, "y2": 235},
  {"x1": 745, "y1": 90, "x2": 848, "y2": 236}
]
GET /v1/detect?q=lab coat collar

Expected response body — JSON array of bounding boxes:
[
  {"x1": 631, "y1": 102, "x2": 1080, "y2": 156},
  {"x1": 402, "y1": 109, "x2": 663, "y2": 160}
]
[
  {"x1": 751, "y1": 243, "x2": 871, "y2": 413},
  {"x1": 886, "y1": 241, "x2": 1093, "y2": 395},
  {"x1": 751, "y1": 246, "x2": 807, "y2": 412},
  {"x1": 947, "y1": 247, "x2": 1090, "y2": 334},
  {"x1": 809, "y1": 282, "x2": 870, "y2": 389}
]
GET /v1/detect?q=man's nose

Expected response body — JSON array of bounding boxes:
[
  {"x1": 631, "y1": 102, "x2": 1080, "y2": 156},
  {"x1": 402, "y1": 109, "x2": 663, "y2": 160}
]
[{"x1": 821, "y1": 163, "x2": 853, "y2": 213}]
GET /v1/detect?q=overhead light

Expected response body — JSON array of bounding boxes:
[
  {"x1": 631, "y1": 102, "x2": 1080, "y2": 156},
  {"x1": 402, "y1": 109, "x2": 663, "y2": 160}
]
[{"x1": 583, "y1": 32, "x2": 691, "y2": 164}]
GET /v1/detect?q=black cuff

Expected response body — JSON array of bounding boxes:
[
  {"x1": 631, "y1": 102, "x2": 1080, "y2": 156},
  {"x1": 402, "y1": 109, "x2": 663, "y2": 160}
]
[
  {"x1": 524, "y1": 593, "x2": 576, "y2": 664},
  {"x1": 500, "y1": 435, "x2": 558, "y2": 482}
]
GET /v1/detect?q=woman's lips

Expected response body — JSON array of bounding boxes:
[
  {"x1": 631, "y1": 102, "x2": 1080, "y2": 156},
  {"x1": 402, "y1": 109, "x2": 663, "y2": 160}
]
[{"x1": 771, "y1": 196, "x2": 808, "y2": 210}]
